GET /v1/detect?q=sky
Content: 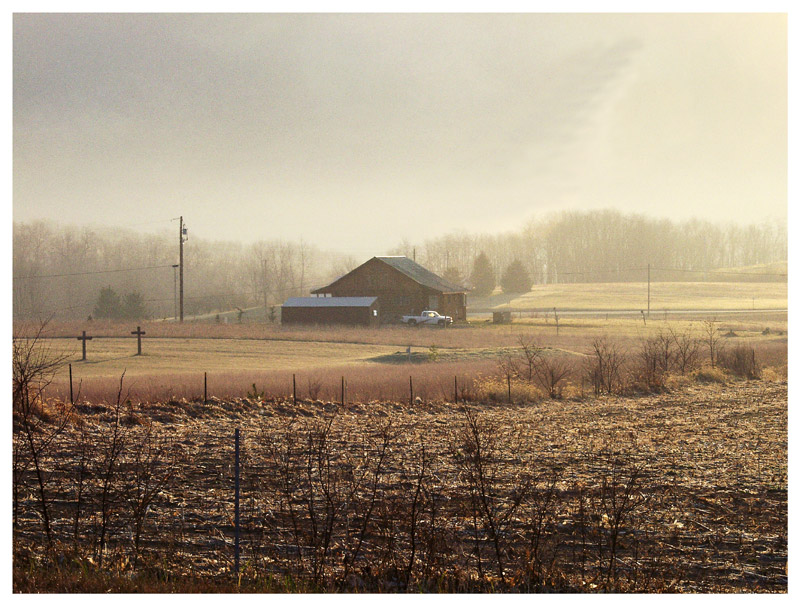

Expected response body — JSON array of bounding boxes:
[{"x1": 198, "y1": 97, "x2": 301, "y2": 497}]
[{"x1": 12, "y1": 11, "x2": 788, "y2": 256}]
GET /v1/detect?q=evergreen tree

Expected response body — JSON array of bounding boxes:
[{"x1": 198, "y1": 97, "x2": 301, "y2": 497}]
[
  {"x1": 93, "y1": 286, "x2": 123, "y2": 319},
  {"x1": 470, "y1": 252, "x2": 496, "y2": 296},
  {"x1": 501, "y1": 259, "x2": 531, "y2": 294},
  {"x1": 122, "y1": 292, "x2": 147, "y2": 320},
  {"x1": 442, "y1": 266, "x2": 465, "y2": 288}
]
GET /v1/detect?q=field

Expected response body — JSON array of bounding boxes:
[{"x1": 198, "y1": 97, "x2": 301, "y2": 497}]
[
  {"x1": 27, "y1": 305, "x2": 787, "y2": 405},
  {"x1": 470, "y1": 281, "x2": 787, "y2": 312},
  {"x1": 12, "y1": 285, "x2": 789, "y2": 593},
  {"x1": 13, "y1": 379, "x2": 787, "y2": 592}
]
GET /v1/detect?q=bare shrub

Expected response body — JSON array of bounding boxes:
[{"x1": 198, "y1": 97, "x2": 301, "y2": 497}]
[
  {"x1": 669, "y1": 326, "x2": 701, "y2": 375},
  {"x1": 454, "y1": 408, "x2": 529, "y2": 585},
  {"x1": 702, "y1": 318, "x2": 723, "y2": 368},
  {"x1": 12, "y1": 320, "x2": 71, "y2": 548},
  {"x1": 516, "y1": 335, "x2": 543, "y2": 382},
  {"x1": 532, "y1": 355, "x2": 572, "y2": 399},
  {"x1": 94, "y1": 373, "x2": 132, "y2": 568},
  {"x1": 717, "y1": 343, "x2": 761, "y2": 379},
  {"x1": 586, "y1": 338, "x2": 627, "y2": 395},
  {"x1": 635, "y1": 337, "x2": 666, "y2": 392},
  {"x1": 124, "y1": 426, "x2": 178, "y2": 570},
  {"x1": 522, "y1": 464, "x2": 563, "y2": 589},
  {"x1": 579, "y1": 449, "x2": 650, "y2": 591}
]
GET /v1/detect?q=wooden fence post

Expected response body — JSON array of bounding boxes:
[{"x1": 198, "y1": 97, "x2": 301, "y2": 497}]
[
  {"x1": 69, "y1": 363, "x2": 74, "y2": 405},
  {"x1": 204, "y1": 372, "x2": 207, "y2": 403},
  {"x1": 454, "y1": 376, "x2": 458, "y2": 404},
  {"x1": 293, "y1": 374, "x2": 297, "y2": 405},
  {"x1": 507, "y1": 374, "x2": 512, "y2": 403},
  {"x1": 341, "y1": 376, "x2": 345, "y2": 406},
  {"x1": 409, "y1": 375, "x2": 413, "y2": 405}
]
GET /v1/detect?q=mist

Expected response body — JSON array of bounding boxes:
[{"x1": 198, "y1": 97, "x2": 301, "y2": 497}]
[{"x1": 12, "y1": 13, "x2": 786, "y2": 257}]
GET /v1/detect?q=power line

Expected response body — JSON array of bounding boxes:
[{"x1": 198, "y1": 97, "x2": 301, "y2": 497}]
[
  {"x1": 13, "y1": 264, "x2": 176, "y2": 280},
  {"x1": 650, "y1": 266, "x2": 787, "y2": 278}
]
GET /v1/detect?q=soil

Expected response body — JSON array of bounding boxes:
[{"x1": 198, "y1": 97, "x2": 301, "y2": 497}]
[{"x1": 13, "y1": 379, "x2": 787, "y2": 593}]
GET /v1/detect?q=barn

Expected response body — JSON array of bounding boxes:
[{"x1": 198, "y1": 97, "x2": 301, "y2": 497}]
[
  {"x1": 310, "y1": 256, "x2": 467, "y2": 323},
  {"x1": 281, "y1": 296, "x2": 380, "y2": 327}
]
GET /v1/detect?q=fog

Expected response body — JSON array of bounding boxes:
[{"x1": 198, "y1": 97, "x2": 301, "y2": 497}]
[{"x1": 13, "y1": 13, "x2": 786, "y2": 256}]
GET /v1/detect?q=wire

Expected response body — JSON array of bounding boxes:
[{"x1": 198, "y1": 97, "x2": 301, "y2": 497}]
[
  {"x1": 650, "y1": 267, "x2": 787, "y2": 278},
  {"x1": 13, "y1": 264, "x2": 177, "y2": 280}
]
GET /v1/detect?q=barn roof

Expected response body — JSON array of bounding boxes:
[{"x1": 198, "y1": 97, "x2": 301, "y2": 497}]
[
  {"x1": 311, "y1": 256, "x2": 465, "y2": 294},
  {"x1": 375, "y1": 256, "x2": 465, "y2": 293},
  {"x1": 282, "y1": 296, "x2": 378, "y2": 308}
]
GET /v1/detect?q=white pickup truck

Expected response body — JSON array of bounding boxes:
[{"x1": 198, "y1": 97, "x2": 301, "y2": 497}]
[{"x1": 401, "y1": 310, "x2": 453, "y2": 326}]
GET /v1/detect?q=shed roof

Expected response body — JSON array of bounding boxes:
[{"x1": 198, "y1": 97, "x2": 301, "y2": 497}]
[{"x1": 282, "y1": 296, "x2": 378, "y2": 308}]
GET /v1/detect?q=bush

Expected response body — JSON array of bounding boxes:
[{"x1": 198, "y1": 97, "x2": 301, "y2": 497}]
[
  {"x1": 691, "y1": 366, "x2": 727, "y2": 384},
  {"x1": 717, "y1": 344, "x2": 761, "y2": 379},
  {"x1": 474, "y1": 376, "x2": 544, "y2": 404},
  {"x1": 761, "y1": 365, "x2": 787, "y2": 382}
]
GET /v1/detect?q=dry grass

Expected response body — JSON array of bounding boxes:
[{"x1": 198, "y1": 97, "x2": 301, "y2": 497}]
[
  {"x1": 30, "y1": 316, "x2": 786, "y2": 406},
  {"x1": 471, "y1": 281, "x2": 787, "y2": 311}
]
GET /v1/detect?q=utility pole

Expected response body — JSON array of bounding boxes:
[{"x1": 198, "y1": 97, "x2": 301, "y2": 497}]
[
  {"x1": 179, "y1": 216, "x2": 187, "y2": 322},
  {"x1": 172, "y1": 264, "x2": 179, "y2": 320},
  {"x1": 262, "y1": 259, "x2": 268, "y2": 320}
]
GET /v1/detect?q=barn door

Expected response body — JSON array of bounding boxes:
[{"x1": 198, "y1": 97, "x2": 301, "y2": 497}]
[{"x1": 428, "y1": 295, "x2": 438, "y2": 310}]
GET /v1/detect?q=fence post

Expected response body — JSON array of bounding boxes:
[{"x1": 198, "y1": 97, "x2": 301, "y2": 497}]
[
  {"x1": 507, "y1": 374, "x2": 512, "y2": 404},
  {"x1": 293, "y1": 374, "x2": 297, "y2": 405},
  {"x1": 454, "y1": 375, "x2": 458, "y2": 404},
  {"x1": 234, "y1": 428, "x2": 240, "y2": 577},
  {"x1": 69, "y1": 363, "x2": 74, "y2": 405},
  {"x1": 341, "y1": 376, "x2": 345, "y2": 406},
  {"x1": 409, "y1": 375, "x2": 413, "y2": 405},
  {"x1": 204, "y1": 372, "x2": 208, "y2": 403}
]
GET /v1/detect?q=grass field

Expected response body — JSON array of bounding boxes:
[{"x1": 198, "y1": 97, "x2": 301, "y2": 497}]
[{"x1": 470, "y1": 281, "x2": 787, "y2": 311}]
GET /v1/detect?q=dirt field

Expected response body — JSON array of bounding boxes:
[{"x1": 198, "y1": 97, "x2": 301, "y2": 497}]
[{"x1": 13, "y1": 378, "x2": 787, "y2": 593}]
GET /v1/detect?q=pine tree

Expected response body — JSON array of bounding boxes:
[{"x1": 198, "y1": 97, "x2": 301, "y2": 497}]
[
  {"x1": 500, "y1": 259, "x2": 531, "y2": 294},
  {"x1": 122, "y1": 292, "x2": 147, "y2": 320},
  {"x1": 470, "y1": 252, "x2": 496, "y2": 297},
  {"x1": 93, "y1": 286, "x2": 122, "y2": 319},
  {"x1": 442, "y1": 266, "x2": 465, "y2": 288}
]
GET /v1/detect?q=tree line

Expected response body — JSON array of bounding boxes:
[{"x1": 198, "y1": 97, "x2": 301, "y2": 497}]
[
  {"x1": 13, "y1": 209, "x2": 786, "y2": 320},
  {"x1": 12, "y1": 221, "x2": 343, "y2": 321},
  {"x1": 391, "y1": 209, "x2": 787, "y2": 292}
]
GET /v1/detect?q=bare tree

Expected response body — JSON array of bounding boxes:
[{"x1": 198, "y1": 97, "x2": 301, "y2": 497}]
[
  {"x1": 702, "y1": 318, "x2": 722, "y2": 368},
  {"x1": 12, "y1": 319, "x2": 71, "y2": 548}
]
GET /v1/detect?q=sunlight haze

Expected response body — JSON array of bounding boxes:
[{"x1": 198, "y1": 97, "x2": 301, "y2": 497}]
[{"x1": 13, "y1": 13, "x2": 787, "y2": 254}]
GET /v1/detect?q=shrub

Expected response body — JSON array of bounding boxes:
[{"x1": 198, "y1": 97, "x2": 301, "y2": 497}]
[
  {"x1": 692, "y1": 366, "x2": 727, "y2": 384},
  {"x1": 474, "y1": 375, "x2": 544, "y2": 403},
  {"x1": 586, "y1": 337, "x2": 627, "y2": 395},
  {"x1": 717, "y1": 344, "x2": 761, "y2": 379},
  {"x1": 761, "y1": 365, "x2": 787, "y2": 382}
]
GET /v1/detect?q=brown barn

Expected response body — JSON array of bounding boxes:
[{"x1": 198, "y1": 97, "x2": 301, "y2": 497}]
[
  {"x1": 281, "y1": 296, "x2": 380, "y2": 327},
  {"x1": 311, "y1": 256, "x2": 467, "y2": 323}
]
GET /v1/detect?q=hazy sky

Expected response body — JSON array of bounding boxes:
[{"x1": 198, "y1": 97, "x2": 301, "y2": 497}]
[{"x1": 13, "y1": 12, "x2": 787, "y2": 255}]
